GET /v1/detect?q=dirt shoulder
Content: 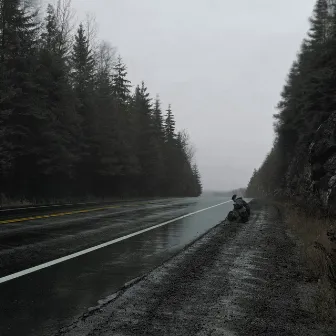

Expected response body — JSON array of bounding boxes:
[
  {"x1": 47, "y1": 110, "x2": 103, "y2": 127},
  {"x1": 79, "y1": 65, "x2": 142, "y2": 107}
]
[{"x1": 58, "y1": 201, "x2": 335, "y2": 336}]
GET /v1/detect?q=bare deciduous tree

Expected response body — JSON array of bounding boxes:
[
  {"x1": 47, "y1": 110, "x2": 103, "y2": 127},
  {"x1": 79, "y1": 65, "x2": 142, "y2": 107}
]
[
  {"x1": 55, "y1": 0, "x2": 75, "y2": 55},
  {"x1": 179, "y1": 129, "x2": 196, "y2": 164},
  {"x1": 85, "y1": 13, "x2": 97, "y2": 46},
  {"x1": 96, "y1": 40, "x2": 116, "y2": 74}
]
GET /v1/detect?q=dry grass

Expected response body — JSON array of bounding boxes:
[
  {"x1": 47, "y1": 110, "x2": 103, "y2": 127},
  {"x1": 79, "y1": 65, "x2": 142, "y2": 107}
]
[
  {"x1": 315, "y1": 278, "x2": 336, "y2": 322},
  {"x1": 284, "y1": 204, "x2": 336, "y2": 321}
]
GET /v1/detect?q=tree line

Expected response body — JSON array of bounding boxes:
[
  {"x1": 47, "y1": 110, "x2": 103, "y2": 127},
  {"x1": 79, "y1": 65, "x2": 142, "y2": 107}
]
[
  {"x1": 246, "y1": 0, "x2": 336, "y2": 200},
  {"x1": 0, "y1": 0, "x2": 202, "y2": 203},
  {"x1": 211, "y1": 188, "x2": 246, "y2": 198}
]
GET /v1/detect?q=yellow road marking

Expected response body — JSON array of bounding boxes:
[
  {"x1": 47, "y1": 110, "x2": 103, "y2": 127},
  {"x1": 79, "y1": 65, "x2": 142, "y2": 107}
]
[{"x1": 0, "y1": 205, "x2": 122, "y2": 225}]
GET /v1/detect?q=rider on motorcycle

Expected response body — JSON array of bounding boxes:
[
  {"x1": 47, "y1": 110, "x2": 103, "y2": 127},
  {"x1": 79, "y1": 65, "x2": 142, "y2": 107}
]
[{"x1": 232, "y1": 194, "x2": 250, "y2": 216}]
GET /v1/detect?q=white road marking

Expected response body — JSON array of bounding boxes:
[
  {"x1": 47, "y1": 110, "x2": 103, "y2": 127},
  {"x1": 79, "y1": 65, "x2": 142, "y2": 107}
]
[{"x1": 0, "y1": 200, "x2": 231, "y2": 284}]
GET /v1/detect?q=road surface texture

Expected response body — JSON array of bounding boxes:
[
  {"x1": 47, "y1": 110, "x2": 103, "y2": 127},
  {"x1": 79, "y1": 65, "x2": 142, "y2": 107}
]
[
  {"x1": 58, "y1": 201, "x2": 335, "y2": 336},
  {"x1": 0, "y1": 196, "x2": 234, "y2": 336}
]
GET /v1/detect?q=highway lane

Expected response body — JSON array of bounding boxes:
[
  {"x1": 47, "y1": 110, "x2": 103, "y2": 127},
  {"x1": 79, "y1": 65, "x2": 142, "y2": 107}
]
[
  {"x1": 0, "y1": 196, "x2": 233, "y2": 336},
  {"x1": 0, "y1": 199, "x2": 191, "y2": 277}
]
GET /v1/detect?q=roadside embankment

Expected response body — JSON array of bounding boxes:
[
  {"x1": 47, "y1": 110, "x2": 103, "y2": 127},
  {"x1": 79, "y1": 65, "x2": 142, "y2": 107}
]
[
  {"x1": 58, "y1": 200, "x2": 335, "y2": 336},
  {"x1": 279, "y1": 202, "x2": 336, "y2": 323}
]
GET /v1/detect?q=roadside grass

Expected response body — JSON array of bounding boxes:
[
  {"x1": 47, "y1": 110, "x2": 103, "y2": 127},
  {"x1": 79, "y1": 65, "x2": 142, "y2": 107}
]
[{"x1": 283, "y1": 203, "x2": 336, "y2": 322}]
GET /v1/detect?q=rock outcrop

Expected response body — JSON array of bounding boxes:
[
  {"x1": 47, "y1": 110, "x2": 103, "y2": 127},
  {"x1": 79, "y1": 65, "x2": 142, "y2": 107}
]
[
  {"x1": 284, "y1": 111, "x2": 336, "y2": 214},
  {"x1": 308, "y1": 112, "x2": 336, "y2": 212}
]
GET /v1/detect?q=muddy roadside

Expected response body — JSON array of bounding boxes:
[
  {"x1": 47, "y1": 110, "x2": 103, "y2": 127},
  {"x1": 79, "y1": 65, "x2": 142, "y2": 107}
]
[{"x1": 57, "y1": 200, "x2": 336, "y2": 336}]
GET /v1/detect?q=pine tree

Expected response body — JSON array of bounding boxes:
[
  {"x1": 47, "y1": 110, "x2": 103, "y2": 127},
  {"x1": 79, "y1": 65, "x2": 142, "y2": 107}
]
[
  {"x1": 247, "y1": 0, "x2": 336, "y2": 202},
  {"x1": 192, "y1": 164, "x2": 203, "y2": 196},
  {"x1": 171, "y1": 132, "x2": 202, "y2": 197},
  {"x1": 41, "y1": 4, "x2": 59, "y2": 53},
  {"x1": 164, "y1": 104, "x2": 176, "y2": 143},
  {"x1": 112, "y1": 55, "x2": 131, "y2": 104},
  {"x1": 92, "y1": 43, "x2": 135, "y2": 196},
  {"x1": 0, "y1": 2, "x2": 203, "y2": 202},
  {"x1": 71, "y1": 23, "x2": 97, "y2": 195},
  {"x1": 111, "y1": 54, "x2": 139, "y2": 194},
  {"x1": 33, "y1": 3, "x2": 81, "y2": 198},
  {"x1": 163, "y1": 105, "x2": 185, "y2": 196},
  {"x1": 0, "y1": 0, "x2": 42, "y2": 199},
  {"x1": 131, "y1": 82, "x2": 160, "y2": 195},
  {"x1": 308, "y1": 0, "x2": 330, "y2": 46},
  {"x1": 153, "y1": 96, "x2": 164, "y2": 138},
  {"x1": 71, "y1": 23, "x2": 95, "y2": 98},
  {"x1": 151, "y1": 96, "x2": 166, "y2": 193},
  {"x1": 175, "y1": 133, "x2": 192, "y2": 195},
  {"x1": 93, "y1": 51, "x2": 120, "y2": 195}
]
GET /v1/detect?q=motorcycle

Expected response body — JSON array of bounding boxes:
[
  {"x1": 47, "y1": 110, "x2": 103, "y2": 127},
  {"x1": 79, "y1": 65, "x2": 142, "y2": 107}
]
[
  {"x1": 227, "y1": 202, "x2": 249, "y2": 223},
  {"x1": 244, "y1": 202, "x2": 251, "y2": 217}
]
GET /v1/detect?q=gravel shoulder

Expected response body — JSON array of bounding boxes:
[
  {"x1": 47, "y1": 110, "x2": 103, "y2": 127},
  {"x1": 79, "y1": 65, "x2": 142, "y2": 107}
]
[{"x1": 58, "y1": 201, "x2": 335, "y2": 336}]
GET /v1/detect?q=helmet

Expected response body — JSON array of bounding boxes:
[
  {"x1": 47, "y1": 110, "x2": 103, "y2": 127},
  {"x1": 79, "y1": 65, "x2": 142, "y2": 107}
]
[{"x1": 232, "y1": 194, "x2": 237, "y2": 201}]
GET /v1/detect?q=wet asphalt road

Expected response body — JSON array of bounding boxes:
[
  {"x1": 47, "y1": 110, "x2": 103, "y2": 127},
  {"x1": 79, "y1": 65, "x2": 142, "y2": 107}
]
[
  {"x1": 62, "y1": 202, "x2": 336, "y2": 336},
  {"x1": 0, "y1": 196, "x2": 233, "y2": 336}
]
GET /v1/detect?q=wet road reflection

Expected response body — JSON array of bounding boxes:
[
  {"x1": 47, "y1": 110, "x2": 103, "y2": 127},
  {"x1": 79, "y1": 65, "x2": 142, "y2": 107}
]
[{"x1": 0, "y1": 196, "x2": 232, "y2": 336}]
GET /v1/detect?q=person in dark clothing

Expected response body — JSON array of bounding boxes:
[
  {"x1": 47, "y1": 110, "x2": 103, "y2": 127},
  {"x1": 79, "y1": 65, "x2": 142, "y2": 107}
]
[{"x1": 232, "y1": 194, "x2": 250, "y2": 216}]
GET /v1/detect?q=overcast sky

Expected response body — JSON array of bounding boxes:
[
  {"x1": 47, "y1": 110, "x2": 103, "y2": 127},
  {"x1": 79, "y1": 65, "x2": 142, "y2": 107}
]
[{"x1": 51, "y1": 0, "x2": 315, "y2": 191}]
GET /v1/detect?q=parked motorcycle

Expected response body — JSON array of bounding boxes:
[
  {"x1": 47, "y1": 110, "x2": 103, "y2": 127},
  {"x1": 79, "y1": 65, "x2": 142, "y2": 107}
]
[
  {"x1": 227, "y1": 202, "x2": 249, "y2": 223},
  {"x1": 243, "y1": 201, "x2": 251, "y2": 217}
]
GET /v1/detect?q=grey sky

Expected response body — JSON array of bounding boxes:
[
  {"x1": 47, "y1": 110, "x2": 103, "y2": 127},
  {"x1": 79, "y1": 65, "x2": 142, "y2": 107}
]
[{"x1": 63, "y1": 0, "x2": 314, "y2": 190}]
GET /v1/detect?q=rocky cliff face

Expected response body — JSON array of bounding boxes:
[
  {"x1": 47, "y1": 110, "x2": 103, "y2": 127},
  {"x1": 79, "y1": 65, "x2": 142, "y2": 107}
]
[
  {"x1": 283, "y1": 117, "x2": 336, "y2": 291},
  {"x1": 284, "y1": 112, "x2": 336, "y2": 214},
  {"x1": 309, "y1": 112, "x2": 336, "y2": 213}
]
